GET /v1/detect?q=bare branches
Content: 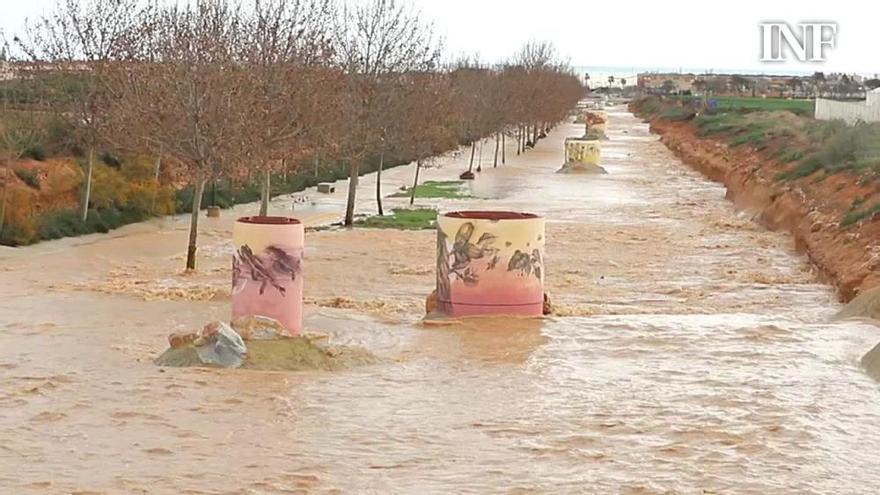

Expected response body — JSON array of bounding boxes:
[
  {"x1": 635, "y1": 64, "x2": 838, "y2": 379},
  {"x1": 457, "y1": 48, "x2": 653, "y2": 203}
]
[{"x1": 1, "y1": 0, "x2": 584, "y2": 262}]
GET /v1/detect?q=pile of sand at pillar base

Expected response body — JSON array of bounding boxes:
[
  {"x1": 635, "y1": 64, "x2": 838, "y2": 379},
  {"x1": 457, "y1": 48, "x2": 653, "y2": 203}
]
[
  {"x1": 862, "y1": 342, "x2": 880, "y2": 381},
  {"x1": 155, "y1": 317, "x2": 377, "y2": 371},
  {"x1": 156, "y1": 336, "x2": 377, "y2": 371},
  {"x1": 557, "y1": 162, "x2": 607, "y2": 174}
]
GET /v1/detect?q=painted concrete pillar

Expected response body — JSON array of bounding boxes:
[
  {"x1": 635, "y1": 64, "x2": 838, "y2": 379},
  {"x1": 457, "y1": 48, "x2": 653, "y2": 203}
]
[
  {"x1": 586, "y1": 109, "x2": 608, "y2": 133},
  {"x1": 565, "y1": 138, "x2": 601, "y2": 166},
  {"x1": 232, "y1": 216, "x2": 304, "y2": 335},
  {"x1": 436, "y1": 211, "x2": 545, "y2": 317}
]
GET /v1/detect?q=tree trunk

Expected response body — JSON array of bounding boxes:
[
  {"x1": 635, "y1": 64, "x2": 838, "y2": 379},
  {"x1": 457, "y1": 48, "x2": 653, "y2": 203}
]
[
  {"x1": 467, "y1": 141, "x2": 476, "y2": 172},
  {"x1": 314, "y1": 154, "x2": 319, "y2": 177},
  {"x1": 0, "y1": 166, "x2": 8, "y2": 234},
  {"x1": 493, "y1": 132, "x2": 500, "y2": 167},
  {"x1": 477, "y1": 139, "x2": 483, "y2": 172},
  {"x1": 376, "y1": 149, "x2": 385, "y2": 216},
  {"x1": 344, "y1": 160, "x2": 359, "y2": 226},
  {"x1": 79, "y1": 147, "x2": 94, "y2": 222},
  {"x1": 150, "y1": 150, "x2": 162, "y2": 215},
  {"x1": 502, "y1": 132, "x2": 506, "y2": 164},
  {"x1": 186, "y1": 178, "x2": 207, "y2": 271},
  {"x1": 409, "y1": 159, "x2": 421, "y2": 206},
  {"x1": 517, "y1": 125, "x2": 522, "y2": 154},
  {"x1": 259, "y1": 168, "x2": 270, "y2": 216}
]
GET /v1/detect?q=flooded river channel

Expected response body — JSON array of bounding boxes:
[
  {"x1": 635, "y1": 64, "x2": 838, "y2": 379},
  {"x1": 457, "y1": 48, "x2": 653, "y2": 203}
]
[{"x1": 2, "y1": 107, "x2": 880, "y2": 494}]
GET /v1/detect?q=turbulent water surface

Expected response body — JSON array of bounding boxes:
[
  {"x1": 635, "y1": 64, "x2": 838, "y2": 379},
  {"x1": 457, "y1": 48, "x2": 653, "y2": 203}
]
[{"x1": 2, "y1": 107, "x2": 880, "y2": 494}]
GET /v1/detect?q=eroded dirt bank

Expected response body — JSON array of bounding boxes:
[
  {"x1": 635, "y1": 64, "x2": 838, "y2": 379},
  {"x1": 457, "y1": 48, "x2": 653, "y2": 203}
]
[{"x1": 634, "y1": 107, "x2": 880, "y2": 301}]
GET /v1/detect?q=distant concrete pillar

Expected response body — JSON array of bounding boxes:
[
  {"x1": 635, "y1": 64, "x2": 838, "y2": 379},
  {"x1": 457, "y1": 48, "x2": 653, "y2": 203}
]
[{"x1": 586, "y1": 109, "x2": 608, "y2": 133}]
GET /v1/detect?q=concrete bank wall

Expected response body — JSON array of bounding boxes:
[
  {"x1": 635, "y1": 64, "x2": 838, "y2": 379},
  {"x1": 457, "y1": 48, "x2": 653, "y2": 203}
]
[{"x1": 815, "y1": 98, "x2": 880, "y2": 124}]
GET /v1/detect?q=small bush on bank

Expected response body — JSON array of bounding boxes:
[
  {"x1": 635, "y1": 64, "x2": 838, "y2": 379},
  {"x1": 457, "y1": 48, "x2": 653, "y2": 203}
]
[
  {"x1": 23, "y1": 144, "x2": 47, "y2": 161},
  {"x1": 841, "y1": 203, "x2": 880, "y2": 227},
  {"x1": 100, "y1": 151, "x2": 121, "y2": 168},
  {"x1": 659, "y1": 108, "x2": 695, "y2": 121},
  {"x1": 14, "y1": 168, "x2": 40, "y2": 189},
  {"x1": 36, "y1": 207, "x2": 151, "y2": 241}
]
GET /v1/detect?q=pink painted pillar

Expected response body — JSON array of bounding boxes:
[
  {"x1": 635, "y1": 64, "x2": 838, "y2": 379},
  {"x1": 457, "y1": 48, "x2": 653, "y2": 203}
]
[
  {"x1": 436, "y1": 211, "x2": 545, "y2": 317},
  {"x1": 232, "y1": 216, "x2": 304, "y2": 334}
]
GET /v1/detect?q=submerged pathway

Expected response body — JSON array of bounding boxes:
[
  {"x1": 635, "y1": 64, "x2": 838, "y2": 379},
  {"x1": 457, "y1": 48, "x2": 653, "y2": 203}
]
[{"x1": 2, "y1": 107, "x2": 880, "y2": 493}]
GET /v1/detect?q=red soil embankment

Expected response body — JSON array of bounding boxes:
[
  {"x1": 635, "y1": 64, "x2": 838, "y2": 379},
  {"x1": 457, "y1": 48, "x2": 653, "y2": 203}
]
[{"x1": 636, "y1": 110, "x2": 880, "y2": 301}]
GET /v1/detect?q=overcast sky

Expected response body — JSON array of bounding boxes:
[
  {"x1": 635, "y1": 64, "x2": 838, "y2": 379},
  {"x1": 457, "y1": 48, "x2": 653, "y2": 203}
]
[{"x1": 1, "y1": 0, "x2": 874, "y2": 75}]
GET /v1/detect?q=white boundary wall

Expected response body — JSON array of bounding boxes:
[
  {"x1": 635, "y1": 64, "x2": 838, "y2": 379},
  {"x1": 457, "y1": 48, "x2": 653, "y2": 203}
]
[{"x1": 815, "y1": 96, "x2": 880, "y2": 124}]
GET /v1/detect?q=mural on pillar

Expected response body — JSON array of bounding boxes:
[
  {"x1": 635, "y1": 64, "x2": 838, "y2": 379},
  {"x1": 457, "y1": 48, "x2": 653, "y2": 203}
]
[
  {"x1": 565, "y1": 138, "x2": 601, "y2": 166},
  {"x1": 586, "y1": 110, "x2": 607, "y2": 128},
  {"x1": 232, "y1": 244, "x2": 302, "y2": 296},
  {"x1": 436, "y1": 213, "x2": 545, "y2": 317}
]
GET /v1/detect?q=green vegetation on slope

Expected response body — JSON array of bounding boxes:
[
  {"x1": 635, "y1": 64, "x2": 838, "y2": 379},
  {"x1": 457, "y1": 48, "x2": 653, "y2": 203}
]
[{"x1": 672, "y1": 95, "x2": 815, "y2": 115}]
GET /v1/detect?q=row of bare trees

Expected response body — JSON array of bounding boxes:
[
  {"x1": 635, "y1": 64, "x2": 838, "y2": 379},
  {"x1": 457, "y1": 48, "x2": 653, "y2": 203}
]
[{"x1": 5, "y1": 0, "x2": 583, "y2": 269}]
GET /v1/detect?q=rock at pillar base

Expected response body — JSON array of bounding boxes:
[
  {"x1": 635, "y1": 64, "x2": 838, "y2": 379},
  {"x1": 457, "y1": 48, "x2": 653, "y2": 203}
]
[
  {"x1": 231, "y1": 315, "x2": 289, "y2": 340},
  {"x1": 194, "y1": 321, "x2": 247, "y2": 368},
  {"x1": 156, "y1": 321, "x2": 247, "y2": 369},
  {"x1": 425, "y1": 290, "x2": 438, "y2": 315},
  {"x1": 557, "y1": 162, "x2": 607, "y2": 174}
]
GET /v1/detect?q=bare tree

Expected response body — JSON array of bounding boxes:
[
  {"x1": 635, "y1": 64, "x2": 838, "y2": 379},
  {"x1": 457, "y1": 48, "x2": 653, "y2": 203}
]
[
  {"x1": 13, "y1": 0, "x2": 140, "y2": 222},
  {"x1": 244, "y1": 0, "x2": 335, "y2": 216},
  {"x1": 334, "y1": 0, "x2": 439, "y2": 226},
  {"x1": 396, "y1": 72, "x2": 453, "y2": 205},
  {"x1": 0, "y1": 113, "x2": 40, "y2": 234},
  {"x1": 106, "y1": 0, "x2": 252, "y2": 270}
]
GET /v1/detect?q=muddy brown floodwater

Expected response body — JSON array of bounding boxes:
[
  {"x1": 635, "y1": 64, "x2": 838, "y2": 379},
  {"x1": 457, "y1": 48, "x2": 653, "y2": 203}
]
[{"x1": 3, "y1": 107, "x2": 880, "y2": 494}]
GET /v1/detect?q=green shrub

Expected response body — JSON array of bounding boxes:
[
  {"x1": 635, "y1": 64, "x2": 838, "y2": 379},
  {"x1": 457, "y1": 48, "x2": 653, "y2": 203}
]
[
  {"x1": 841, "y1": 203, "x2": 880, "y2": 227},
  {"x1": 23, "y1": 144, "x2": 47, "y2": 161},
  {"x1": 773, "y1": 148, "x2": 805, "y2": 163},
  {"x1": 777, "y1": 157, "x2": 823, "y2": 181},
  {"x1": 659, "y1": 107, "x2": 695, "y2": 121},
  {"x1": 100, "y1": 151, "x2": 121, "y2": 168},
  {"x1": 36, "y1": 207, "x2": 150, "y2": 240},
  {"x1": 14, "y1": 168, "x2": 40, "y2": 189}
]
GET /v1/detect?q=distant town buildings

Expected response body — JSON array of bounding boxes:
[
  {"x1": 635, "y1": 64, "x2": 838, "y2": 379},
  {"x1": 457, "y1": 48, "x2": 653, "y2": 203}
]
[
  {"x1": 637, "y1": 73, "x2": 696, "y2": 93},
  {"x1": 636, "y1": 71, "x2": 874, "y2": 100}
]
